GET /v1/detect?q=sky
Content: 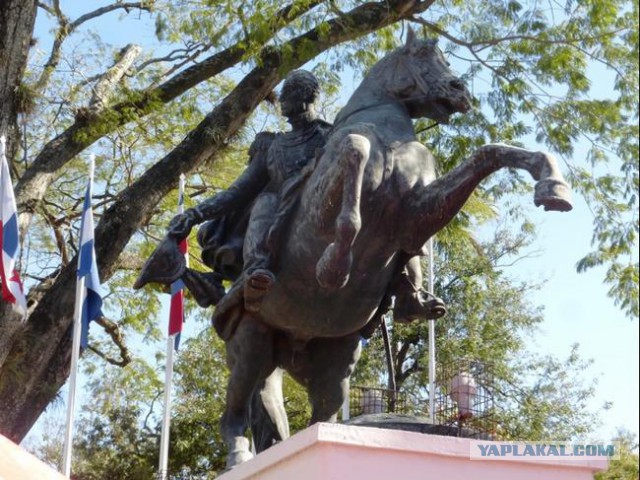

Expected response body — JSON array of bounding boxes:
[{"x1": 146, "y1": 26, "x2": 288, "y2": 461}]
[
  {"x1": 23, "y1": 1, "x2": 638, "y2": 450},
  {"x1": 503, "y1": 190, "x2": 638, "y2": 441}
]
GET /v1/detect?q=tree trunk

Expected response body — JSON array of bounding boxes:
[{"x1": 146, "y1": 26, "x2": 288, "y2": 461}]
[
  {"x1": 0, "y1": 0, "x2": 37, "y2": 158},
  {"x1": 0, "y1": 0, "x2": 38, "y2": 438},
  {"x1": 0, "y1": 0, "x2": 433, "y2": 442}
]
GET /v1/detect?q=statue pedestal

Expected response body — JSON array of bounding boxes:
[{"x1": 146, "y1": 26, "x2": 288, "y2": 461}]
[
  {"x1": 1, "y1": 434, "x2": 66, "y2": 479},
  {"x1": 218, "y1": 423, "x2": 607, "y2": 480}
]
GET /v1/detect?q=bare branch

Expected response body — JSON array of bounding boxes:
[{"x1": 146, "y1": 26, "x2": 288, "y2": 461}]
[
  {"x1": 72, "y1": 2, "x2": 153, "y2": 28},
  {"x1": 142, "y1": 391, "x2": 163, "y2": 436},
  {"x1": 39, "y1": 203, "x2": 69, "y2": 266},
  {"x1": 51, "y1": 0, "x2": 63, "y2": 19},
  {"x1": 36, "y1": 2, "x2": 56, "y2": 17},
  {"x1": 88, "y1": 44, "x2": 142, "y2": 113},
  {"x1": 89, "y1": 316, "x2": 132, "y2": 367},
  {"x1": 33, "y1": 2, "x2": 152, "y2": 95}
]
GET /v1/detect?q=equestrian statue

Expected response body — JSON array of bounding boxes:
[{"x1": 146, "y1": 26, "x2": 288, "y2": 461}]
[{"x1": 134, "y1": 30, "x2": 572, "y2": 469}]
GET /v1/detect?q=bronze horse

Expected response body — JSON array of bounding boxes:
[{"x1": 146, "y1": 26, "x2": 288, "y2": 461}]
[{"x1": 138, "y1": 31, "x2": 572, "y2": 468}]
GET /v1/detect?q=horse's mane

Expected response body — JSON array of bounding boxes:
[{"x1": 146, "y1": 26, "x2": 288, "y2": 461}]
[{"x1": 365, "y1": 37, "x2": 438, "y2": 81}]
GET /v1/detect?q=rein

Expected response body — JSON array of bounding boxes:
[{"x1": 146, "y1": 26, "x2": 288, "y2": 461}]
[{"x1": 415, "y1": 121, "x2": 440, "y2": 134}]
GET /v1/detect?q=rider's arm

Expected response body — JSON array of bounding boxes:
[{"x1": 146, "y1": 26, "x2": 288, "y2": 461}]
[{"x1": 168, "y1": 155, "x2": 269, "y2": 238}]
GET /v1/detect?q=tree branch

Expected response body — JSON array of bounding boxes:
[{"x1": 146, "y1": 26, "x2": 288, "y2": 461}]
[
  {"x1": 398, "y1": 359, "x2": 422, "y2": 385},
  {"x1": 36, "y1": 2, "x2": 56, "y2": 17},
  {"x1": 15, "y1": 0, "x2": 325, "y2": 236},
  {"x1": 33, "y1": 2, "x2": 152, "y2": 95},
  {"x1": 88, "y1": 316, "x2": 132, "y2": 367},
  {"x1": 88, "y1": 44, "x2": 142, "y2": 113},
  {"x1": 72, "y1": 2, "x2": 153, "y2": 27},
  {"x1": 39, "y1": 202, "x2": 69, "y2": 266}
]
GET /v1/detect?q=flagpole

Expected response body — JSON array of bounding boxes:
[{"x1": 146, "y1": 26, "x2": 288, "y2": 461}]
[
  {"x1": 62, "y1": 156, "x2": 95, "y2": 478},
  {"x1": 62, "y1": 272, "x2": 85, "y2": 477},
  {"x1": 159, "y1": 174, "x2": 186, "y2": 480},
  {"x1": 159, "y1": 332, "x2": 175, "y2": 480},
  {"x1": 427, "y1": 237, "x2": 436, "y2": 424}
]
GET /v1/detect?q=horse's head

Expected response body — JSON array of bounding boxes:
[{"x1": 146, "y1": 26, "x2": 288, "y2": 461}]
[{"x1": 382, "y1": 29, "x2": 472, "y2": 123}]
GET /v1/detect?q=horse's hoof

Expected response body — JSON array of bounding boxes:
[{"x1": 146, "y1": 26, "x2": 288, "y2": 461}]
[
  {"x1": 534, "y1": 179, "x2": 573, "y2": 212},
  {"x1": 226, "y1": 449, "x2": 254, "y2": 468},
  {"x1": 315, "y1": 243, "x2": 352, "y2": 289},
  {"x1": 394, "y1": 290, "x2": 446, "y2": 322},
  {"x1": 425, "y1": 296, "x2": 447, "y2": 319}
]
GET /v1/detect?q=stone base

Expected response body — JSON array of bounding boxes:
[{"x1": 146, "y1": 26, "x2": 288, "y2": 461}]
[
  {"x1": 1, "y1": 434, "x2": 66, "y2": 479},
  {"x1": 218, "y1": 423, "x2": 607, "y2": 480}
]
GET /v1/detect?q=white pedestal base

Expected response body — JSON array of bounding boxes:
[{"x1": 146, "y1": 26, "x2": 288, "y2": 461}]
[{"x1": 218, "y1": 423, "x2": 607, "y2": 480}]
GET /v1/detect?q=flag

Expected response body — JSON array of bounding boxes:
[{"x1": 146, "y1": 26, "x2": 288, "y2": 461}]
[
  {"x1": 77, "y1": 157, "x2": 103, "y2": 348},
  {"x1": 0, "y1": 135, "x2": 27, "y2": 316},
  {"x1": 168, "y1": 175, "x2": 187, "y2": 350}
]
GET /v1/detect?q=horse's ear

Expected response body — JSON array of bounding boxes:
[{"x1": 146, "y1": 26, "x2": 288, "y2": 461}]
[{"x1": 405, "y1": 26, "x2": 416, "y2": 48}]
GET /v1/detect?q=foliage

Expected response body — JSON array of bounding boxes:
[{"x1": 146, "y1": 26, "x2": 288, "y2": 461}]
[
  {"x1": 31, "y1": 317, "x2": 314, "y2": 477},
  {"x1": 59, "y1": 360, "x2": 162, "y2": 480},
  {"x1": 420, "y1": 0, "x2": 639, "y2": 318},
  {"x1": 596, "y1": 430, "x2": 639, "y2": 480},
  {"x1": 353, "y1": 221, "x2": 602, "y2": 441}
]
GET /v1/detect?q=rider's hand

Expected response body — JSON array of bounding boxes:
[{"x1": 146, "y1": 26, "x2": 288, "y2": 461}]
[{"x1": 167, "y1": 208, "x2": 201, "y2": 238}]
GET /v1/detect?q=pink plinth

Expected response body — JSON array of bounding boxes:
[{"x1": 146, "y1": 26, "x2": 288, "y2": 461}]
[
  {"x1": 218, "y1": 423, "x2": 607, "y2": 480},
  {"x1": 0, "y1": 434, "x2": 66, "y2": 479}
]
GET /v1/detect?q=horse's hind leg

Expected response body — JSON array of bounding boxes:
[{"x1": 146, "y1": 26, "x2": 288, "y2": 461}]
[
  {"x1": 250, "y1": 367, "x2": 290, "y2": 453},
  {"x1": 301, "y1": 333, "x2": 362, "y2": 423},
  {"x1": 221, "y1": 315, "x2": 276, "y2": 468},
  {"x1": 315, "y1": 133, "x2": 369, "y2": 289}
]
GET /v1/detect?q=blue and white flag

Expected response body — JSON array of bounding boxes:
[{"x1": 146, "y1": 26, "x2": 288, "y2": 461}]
[
  {"x1": 77, "y1": 157, "x2": 103, "y2": 348},
  {"x1": 0, "y1": 135, "x2": 27, "y2": 317}
]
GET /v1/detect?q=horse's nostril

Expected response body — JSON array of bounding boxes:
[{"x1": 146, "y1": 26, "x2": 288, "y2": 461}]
[{"x1": 450, "y1": 79, "x2": 465, "y2": 90}]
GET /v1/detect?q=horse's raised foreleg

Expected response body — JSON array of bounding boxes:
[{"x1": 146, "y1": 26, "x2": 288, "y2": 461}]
[
  {"x1": 315, "y1": 134, "x2": 370, "y2": 289},
  {"x1": 402, "y1": 144, "x2": 572, "y2": 252},
  {"x1": 221, "y1": 315, "x2": 276, "y2": 468}
]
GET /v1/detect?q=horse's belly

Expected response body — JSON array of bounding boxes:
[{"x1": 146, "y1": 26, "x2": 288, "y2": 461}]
[{"x1": 258, "y1": 271, "x2": 387, "y2": 339}]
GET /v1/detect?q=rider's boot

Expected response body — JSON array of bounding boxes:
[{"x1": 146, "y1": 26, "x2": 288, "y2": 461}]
[
  {"x1": 244, "y1": 268, "x2": 275, "y2": 313},
  {"x1": 393, "y1": 288, "x2": 447, "y2": 323},
  {"x1": 181, "y1": 269, "x2": 226, "y2": 308}
]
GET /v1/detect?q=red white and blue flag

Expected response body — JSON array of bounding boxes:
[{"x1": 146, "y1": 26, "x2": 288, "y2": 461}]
[
  {"x1": 0, "y1": 135, "x2": 27, "y2": 317},
  {"x1": 77, "y1": 157, "x2": 103, "y2": 348},
  {"x1": 169, "y1": 175, "x2": 187, "y2": 350}
]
